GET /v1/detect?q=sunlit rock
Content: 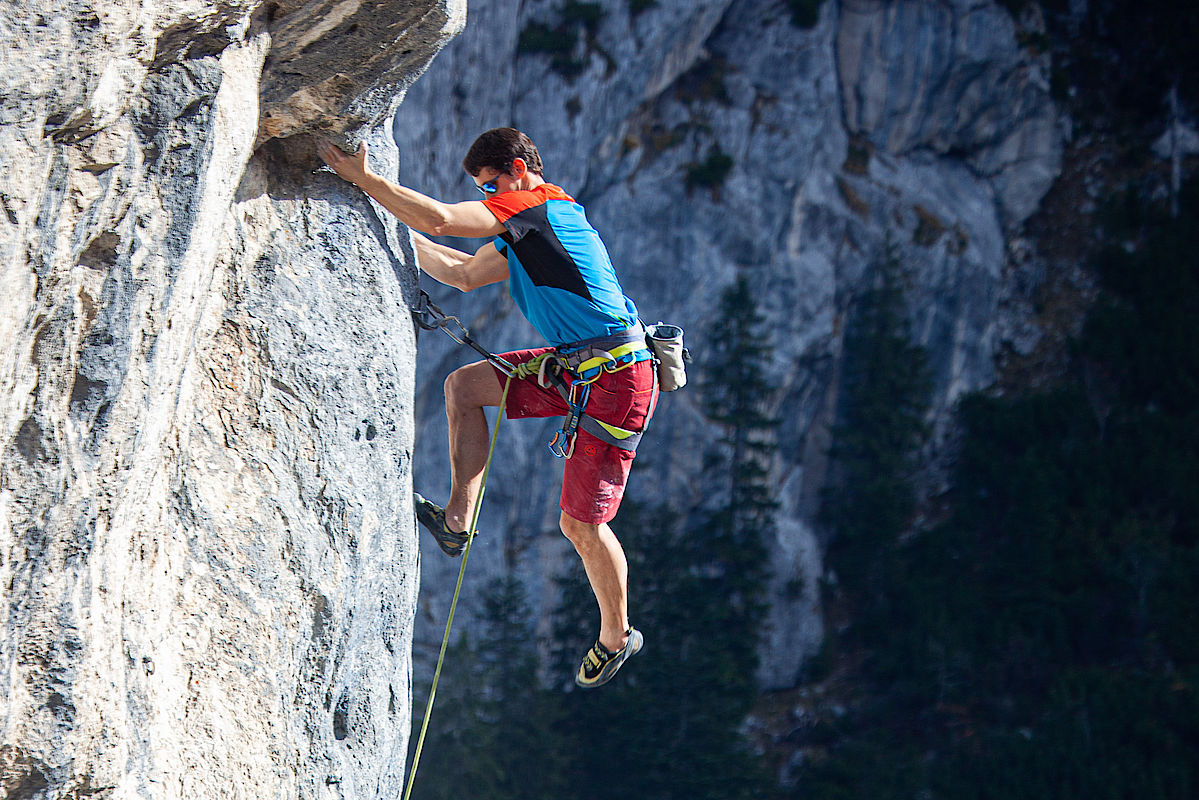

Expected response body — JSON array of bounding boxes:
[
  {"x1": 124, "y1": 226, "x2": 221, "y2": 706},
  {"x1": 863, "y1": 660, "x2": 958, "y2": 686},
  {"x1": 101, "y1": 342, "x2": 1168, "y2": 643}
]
[{"x1": 0, "y1": 1, "x2": 462, "y2": 796}]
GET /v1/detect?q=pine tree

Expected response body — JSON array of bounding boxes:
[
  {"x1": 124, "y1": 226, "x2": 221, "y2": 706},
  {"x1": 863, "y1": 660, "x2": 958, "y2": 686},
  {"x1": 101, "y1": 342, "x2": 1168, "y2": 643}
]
[
  {"x1": 819, "y1": 246, "x2": 931, "y2": 600},
  {"x1": 803, "y1": 181, "x2": 1199, "y2": 800},
  {"x1": 409, "y1": 576, "x2": 568, "y2": 800},
  {"x1": 687, "y1": 273, "x2": 778, "y2": 698}
]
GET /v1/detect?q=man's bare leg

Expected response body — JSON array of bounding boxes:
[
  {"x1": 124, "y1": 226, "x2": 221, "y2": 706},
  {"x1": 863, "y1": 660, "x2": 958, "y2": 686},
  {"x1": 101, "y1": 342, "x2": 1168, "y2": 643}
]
[
  {"x1": 441, "y1": 360, "x2": 505, "y2": 532},
  {"x1": 560, "y1": 511, "x2": 631, "y2": 652}
]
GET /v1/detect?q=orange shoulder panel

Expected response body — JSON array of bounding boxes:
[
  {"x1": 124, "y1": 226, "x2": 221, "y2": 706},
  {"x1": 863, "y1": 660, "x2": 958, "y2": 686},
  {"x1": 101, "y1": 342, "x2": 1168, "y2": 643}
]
[{"x1": 482, "y1": 183, "x2": 575, "y2": 223}]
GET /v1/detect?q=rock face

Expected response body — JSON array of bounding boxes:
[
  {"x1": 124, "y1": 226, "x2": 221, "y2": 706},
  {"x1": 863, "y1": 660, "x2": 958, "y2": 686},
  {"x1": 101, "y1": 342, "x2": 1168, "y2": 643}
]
[
  {"x1": 0, "y1": 2, "x2": 462, "y2": 797},
  {"x1": 394, "y1": 0, "x2": 1063, "y2": 689}
]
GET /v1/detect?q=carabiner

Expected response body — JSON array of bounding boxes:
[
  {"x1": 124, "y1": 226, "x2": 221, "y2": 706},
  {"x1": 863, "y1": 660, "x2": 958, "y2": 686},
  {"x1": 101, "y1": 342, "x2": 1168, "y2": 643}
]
[
  {"x1": 547, "y1": 382, "x2": 588, "y2": 459},
  {"x1": 411, "y1": 290, "x2": 516, "y2": 377},
  {"x1": 548, "y1": 429, "x2": 577, "y2": 459}
]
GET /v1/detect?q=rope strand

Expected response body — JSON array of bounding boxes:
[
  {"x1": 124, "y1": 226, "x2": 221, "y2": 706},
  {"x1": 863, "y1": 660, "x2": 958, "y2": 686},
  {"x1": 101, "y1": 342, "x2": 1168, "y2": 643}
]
[{"x1": 402, "y1": 372, "x2": 514, "y2": 800}]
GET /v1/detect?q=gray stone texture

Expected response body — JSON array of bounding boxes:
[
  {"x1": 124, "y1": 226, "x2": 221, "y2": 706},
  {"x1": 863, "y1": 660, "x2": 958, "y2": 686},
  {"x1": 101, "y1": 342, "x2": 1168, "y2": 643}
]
[
  {"x1": 394, "y1": 0, "x2": 1064, "y2": 690},
  {"x1": 0, "y1": 1, "x2": 463, "y2": 797}
]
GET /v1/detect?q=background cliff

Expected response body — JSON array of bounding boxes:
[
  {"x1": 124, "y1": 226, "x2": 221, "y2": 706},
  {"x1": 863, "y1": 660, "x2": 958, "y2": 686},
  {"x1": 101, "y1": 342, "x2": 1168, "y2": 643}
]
[
  {"x1": 397, "y1": 3, "x2": 1199, "y2": 798},
  {"x1": 0, "y1": 2, "x2": 462, "y2": 797},
  {"x1": 396, "y1": 0, "x2": 1063, "y2": 688}
]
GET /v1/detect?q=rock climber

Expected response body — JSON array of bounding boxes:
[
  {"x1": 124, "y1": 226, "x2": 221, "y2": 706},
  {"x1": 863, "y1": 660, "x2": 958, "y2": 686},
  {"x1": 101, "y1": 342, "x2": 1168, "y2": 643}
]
[{"x1": 318, "y1": 128, "x2": 656, "y2": 688}]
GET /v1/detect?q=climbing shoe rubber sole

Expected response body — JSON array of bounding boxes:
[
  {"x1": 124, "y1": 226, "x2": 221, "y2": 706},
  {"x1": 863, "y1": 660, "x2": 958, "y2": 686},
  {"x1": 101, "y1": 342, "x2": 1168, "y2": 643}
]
[
  {"x1": 414, "y1": 492, "x2": 470, "y2": 557},
  {"x1": 575, "y1": 627, "x2": 643, "y2": 689}
]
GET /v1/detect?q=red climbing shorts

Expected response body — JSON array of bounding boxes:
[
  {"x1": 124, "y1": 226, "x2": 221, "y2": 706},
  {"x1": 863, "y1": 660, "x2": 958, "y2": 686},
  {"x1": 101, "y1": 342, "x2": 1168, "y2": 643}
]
[{"x1": 492, "y1": 347, "x2": 658, "y2": 525}]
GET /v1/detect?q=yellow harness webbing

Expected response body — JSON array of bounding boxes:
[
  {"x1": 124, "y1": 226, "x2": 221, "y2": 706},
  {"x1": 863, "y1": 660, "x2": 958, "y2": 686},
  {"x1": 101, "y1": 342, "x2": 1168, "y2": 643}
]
[
  {"x1": 572, "y1": 341, "x2": 645, "y2": 376},
  {"x1": 509, "y1": 348, "x2": 644, "y2": 444}
]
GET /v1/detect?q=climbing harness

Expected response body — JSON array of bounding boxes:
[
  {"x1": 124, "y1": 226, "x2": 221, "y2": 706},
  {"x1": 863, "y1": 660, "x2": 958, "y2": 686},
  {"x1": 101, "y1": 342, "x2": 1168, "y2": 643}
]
[
  {"x1": 403, "y1": 367, "x2": 514, "y2": 800},
  {"x1": 510, "y1": 323, "x2": 658, "y2": 459},
  {"x1": 414, "y1": 290, "x2": 663, "y2": 459}
]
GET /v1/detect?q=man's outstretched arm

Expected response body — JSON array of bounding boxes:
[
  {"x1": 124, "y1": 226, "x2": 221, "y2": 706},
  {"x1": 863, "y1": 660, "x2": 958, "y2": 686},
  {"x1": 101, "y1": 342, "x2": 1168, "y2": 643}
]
[
  {"x1": 318, "y1": 141, "x2": 504, "y2": 239},
  {"x1": 411, "y1": 233, "x2": 508, "y2": 293}
]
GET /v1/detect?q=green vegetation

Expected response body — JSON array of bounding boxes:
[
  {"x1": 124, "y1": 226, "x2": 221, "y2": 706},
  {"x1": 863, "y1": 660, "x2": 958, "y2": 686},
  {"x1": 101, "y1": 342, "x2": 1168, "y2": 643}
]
[
  {"x1": 1017, "y1": 2, "x2": 1199, "y2": 137},
  {"x1": 818, "y1": 245, "x2": 931, "y2": 640},
  {"x1": 561, "y1": 0, "x2": 603, "y2": 33},
  {"x1": 517, "y1": 21, "x2": 584, "y2": 80},
  {"x1": 785, "y1": 0, "x2": 826, "y2": 29},
  {"x1": 675, "y1": 57, "x2": 732, "y2": 106},
  {"x1": 996, "y1": 0, "x2": 1035, "y2": 15},
  {"x1": 803, "y1": 184, "x2": 1199, "y2": 798},
  {"x1": 517, "y1": 1, "x2": 605, "y2": 81},
  {"x1": 685, "y1": 147, "x2": 735, "y2": 194}
]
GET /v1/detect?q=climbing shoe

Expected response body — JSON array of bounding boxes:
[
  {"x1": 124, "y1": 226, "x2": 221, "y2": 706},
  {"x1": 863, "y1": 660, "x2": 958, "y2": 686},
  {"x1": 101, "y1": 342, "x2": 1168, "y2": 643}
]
[
  {"x1": 574, "y1": 627, "x2": 643, "y2": 689},
  {"x1": 413, "y1": 492, "x2": 470, "y2": 557}
]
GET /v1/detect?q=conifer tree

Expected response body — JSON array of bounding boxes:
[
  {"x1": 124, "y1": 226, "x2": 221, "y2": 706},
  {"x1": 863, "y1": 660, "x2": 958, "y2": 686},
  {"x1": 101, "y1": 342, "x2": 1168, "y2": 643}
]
[
  {"x1": 803, "y1": 181, "x2": 1199, "y2": 800},
  {"x1": 689, "y1": 273, "x2": 777, "y2": 685},
  {"x1": 820, "y1": 246, "x2": 931, "y2": 600},
  {"x1": 410, "y1": 576, "x2": 568, "y2": 800}
]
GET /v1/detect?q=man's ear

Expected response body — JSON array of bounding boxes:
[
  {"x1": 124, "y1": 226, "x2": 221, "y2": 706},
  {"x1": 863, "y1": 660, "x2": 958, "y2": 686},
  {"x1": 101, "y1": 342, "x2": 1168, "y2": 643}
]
[{"x1": 510, "y1": 157, "x2": 527, "y2": 178}]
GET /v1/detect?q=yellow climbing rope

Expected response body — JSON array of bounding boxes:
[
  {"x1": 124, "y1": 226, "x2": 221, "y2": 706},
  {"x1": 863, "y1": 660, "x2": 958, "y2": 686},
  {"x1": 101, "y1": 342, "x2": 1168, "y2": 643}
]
[{"x1": 402, "y1": 372, "x2": 514, "y2": 800}]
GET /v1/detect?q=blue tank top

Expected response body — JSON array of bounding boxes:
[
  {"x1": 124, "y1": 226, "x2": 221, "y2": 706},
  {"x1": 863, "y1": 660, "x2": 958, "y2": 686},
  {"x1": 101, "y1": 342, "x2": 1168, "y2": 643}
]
[{"x1": 484, "y1": 183, "x2": 640, "y2": 347}]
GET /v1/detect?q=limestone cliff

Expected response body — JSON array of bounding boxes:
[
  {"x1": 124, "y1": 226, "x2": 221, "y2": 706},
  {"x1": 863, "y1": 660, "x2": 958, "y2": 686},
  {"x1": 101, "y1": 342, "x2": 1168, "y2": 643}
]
[
  {"x1": 394, "y1": 0, "x2": 1064, "y2": 689},
  {"x1": 0, "y1": 1, "x2": 462, "y2": 797}
]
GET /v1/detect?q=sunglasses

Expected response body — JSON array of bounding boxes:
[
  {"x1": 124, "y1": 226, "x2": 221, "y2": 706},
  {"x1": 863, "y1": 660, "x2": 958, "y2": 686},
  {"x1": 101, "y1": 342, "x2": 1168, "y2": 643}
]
[{"x1": 475, "y1": 164, "x2": 514, "y2": 196}]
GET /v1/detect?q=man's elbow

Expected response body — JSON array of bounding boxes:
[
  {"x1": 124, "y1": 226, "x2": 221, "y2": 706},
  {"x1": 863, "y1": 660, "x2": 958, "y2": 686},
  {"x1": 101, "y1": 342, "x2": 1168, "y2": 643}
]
[
  {"x1": 420, "y1": 203, "x2": 459, "y2": 237},
  {"x1": 429, "y1": 221, "x2": 486, "y2": 239},
  {"x1": 453, "y1": 274, "x2": 482, "y2": 293},
  {"x1": 424, "y1": 218, "x2": 455, "y2": 238}
]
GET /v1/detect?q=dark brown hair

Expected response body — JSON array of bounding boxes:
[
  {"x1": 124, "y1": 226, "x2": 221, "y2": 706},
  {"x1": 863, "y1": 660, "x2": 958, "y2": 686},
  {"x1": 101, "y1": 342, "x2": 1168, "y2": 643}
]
[{"x1": 462, "y1": 127, "x2": 544, "y2": 176}]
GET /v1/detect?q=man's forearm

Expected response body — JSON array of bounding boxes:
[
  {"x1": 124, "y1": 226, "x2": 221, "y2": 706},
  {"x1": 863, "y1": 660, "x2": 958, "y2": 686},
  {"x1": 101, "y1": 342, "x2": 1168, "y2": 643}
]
[
  {"x1": 411, "y1": 231, "x2": 472, "y2": 290},
  {"x1": 354, "y1": 172, "x2": 451, "y2": 234},
  {"x1": 318, "y1": 140, "x2": 504, "y2": 238}
]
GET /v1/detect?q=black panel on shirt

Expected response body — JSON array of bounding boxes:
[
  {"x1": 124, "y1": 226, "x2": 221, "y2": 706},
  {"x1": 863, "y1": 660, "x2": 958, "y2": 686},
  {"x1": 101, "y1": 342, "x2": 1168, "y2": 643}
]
[{"x1": 499, "y1": 203, "x2": 593, "y2": 301}]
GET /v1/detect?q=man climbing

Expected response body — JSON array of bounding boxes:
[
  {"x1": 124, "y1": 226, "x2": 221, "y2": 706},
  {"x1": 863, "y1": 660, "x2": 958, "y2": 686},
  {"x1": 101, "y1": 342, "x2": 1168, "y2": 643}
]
[{"x1": 318, "y1": 128, "x2": 656, "y2": 688}]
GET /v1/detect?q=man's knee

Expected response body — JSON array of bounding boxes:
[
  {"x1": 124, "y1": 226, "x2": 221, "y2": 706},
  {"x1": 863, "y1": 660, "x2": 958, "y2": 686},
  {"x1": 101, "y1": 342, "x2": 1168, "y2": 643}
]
[
  {"x1": 443, "y1": 367, "x2": 469, "y2": 409},
  {"x1": 443, "y1": 362, "x2": 496, "y2": 411},
  {"x1": 559, "y1": 512, "x2": 599, "y2": 546}
]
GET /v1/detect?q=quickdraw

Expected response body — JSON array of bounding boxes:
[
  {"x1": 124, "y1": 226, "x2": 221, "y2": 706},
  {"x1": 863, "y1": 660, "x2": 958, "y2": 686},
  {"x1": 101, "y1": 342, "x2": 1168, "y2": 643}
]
[
  {"x1": 548, "y1": 380, "x2": 590, "y2": 458},
  {"x1": 412, "y1": 290, "x2": 516, "y2": 377}
]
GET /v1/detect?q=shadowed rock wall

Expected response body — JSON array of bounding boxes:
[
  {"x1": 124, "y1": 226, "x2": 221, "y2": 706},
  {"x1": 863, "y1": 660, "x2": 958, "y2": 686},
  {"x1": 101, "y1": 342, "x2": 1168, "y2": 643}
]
[{"x1": 0, "y1": 1, "x2": 462, "y2": 797}]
